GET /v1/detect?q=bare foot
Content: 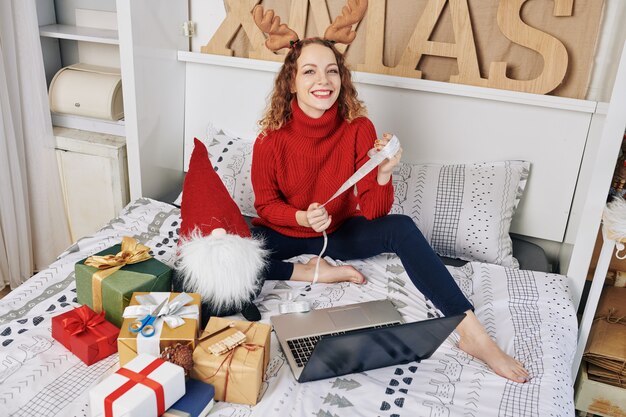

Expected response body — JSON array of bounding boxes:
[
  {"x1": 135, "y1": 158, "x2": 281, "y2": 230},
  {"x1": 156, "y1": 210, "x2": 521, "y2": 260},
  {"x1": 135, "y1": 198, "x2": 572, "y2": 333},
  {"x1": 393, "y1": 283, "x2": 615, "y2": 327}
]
[
  {"x1": 290, "y1": 257, "x2": 366, "y2": 284},
  {"x1": 456, "y1": 311, "x2": 529, "y2": 383}
]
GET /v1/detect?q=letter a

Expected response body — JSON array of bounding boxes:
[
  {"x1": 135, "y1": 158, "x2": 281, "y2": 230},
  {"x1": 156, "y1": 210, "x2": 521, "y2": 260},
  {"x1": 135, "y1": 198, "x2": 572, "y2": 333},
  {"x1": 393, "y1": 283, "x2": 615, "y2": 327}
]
[{"x1": 395, "y1": 0, "x2": 484, "y2": 82}]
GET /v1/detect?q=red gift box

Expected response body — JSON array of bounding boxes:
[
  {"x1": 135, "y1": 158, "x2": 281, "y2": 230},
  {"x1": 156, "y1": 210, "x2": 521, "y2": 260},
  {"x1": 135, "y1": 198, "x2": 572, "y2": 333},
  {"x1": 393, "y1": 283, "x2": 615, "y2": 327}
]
[{"x1": 52, "y1": 304, "x2": 119, "y2": 365}]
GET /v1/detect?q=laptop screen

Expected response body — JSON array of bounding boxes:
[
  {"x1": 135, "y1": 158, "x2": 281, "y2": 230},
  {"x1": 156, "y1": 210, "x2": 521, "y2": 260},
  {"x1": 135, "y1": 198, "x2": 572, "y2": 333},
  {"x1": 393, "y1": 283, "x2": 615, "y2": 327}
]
[{"x1": 298, "y1": 314, "x2": 465, "y2": 382}]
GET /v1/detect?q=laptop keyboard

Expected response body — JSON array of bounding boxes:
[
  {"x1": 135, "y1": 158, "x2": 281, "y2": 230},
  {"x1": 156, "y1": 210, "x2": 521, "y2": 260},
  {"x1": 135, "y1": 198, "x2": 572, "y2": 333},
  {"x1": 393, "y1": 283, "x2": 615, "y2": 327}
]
[{"x1": 287, "y1": 322, "x2": 402, "y2": 367}]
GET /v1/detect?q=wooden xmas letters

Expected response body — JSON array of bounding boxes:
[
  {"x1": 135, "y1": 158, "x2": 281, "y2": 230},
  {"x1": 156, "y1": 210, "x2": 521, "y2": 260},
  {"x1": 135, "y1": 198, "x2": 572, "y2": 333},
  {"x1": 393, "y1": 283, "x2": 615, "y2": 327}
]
[{"x1": 202, "y1": 0, "x2": 604, "y2": 98}]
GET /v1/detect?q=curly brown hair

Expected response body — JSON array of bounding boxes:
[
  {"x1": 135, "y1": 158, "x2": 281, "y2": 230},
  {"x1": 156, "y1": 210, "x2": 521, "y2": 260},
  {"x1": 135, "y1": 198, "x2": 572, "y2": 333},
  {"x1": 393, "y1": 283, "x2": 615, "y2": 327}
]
[{"x1": 258, "y1": 38, "x2": 366, "y2": 133}]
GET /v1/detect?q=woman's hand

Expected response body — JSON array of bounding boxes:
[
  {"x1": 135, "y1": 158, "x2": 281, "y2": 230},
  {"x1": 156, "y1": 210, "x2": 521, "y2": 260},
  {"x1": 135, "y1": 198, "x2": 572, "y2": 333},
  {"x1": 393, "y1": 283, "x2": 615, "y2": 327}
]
[
  {"x1": 376, "y1": 133, "x2": 403, "y2": 183},
  {"x1": 305, "y1": 203, "x2": 332, "y2": 232}
]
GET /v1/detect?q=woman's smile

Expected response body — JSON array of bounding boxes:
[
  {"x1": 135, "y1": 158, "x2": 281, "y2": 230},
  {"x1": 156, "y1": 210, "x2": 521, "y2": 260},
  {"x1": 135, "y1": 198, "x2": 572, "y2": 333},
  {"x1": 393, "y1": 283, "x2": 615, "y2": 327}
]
[
  {"x1": 311, "y1": 89, "x2": 333, "y2": 99},
  {"x1": 293, "y1": 43, "x2": 341, "y2": 118}
]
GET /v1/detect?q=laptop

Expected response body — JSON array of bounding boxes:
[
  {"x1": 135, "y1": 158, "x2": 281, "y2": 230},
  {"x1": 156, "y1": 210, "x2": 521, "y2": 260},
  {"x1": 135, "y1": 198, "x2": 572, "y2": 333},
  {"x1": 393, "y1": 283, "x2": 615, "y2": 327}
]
[{"x1": 271, "y1": 299, "x2": 465, "y2": 382}]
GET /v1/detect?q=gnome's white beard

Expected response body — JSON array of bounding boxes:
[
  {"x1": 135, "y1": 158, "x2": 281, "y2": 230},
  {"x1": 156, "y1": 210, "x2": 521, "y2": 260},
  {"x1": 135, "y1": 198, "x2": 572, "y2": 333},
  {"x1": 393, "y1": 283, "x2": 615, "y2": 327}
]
[{"x1": 177, "y1": 229, "x2": 268, "y2": 313}]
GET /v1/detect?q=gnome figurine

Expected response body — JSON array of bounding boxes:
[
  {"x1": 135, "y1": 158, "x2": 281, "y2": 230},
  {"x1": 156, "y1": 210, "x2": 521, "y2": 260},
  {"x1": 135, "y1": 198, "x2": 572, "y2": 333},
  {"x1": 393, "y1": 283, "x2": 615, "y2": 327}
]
[{"x1": 175, "y1": 138, "x2": 268, "y2": 324}]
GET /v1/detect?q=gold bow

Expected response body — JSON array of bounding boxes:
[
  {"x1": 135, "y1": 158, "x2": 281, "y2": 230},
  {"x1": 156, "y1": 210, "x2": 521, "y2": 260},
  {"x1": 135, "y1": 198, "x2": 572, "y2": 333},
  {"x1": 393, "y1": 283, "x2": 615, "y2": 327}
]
[{"x1": 85, "y1": 236, "x2": 152, "y2": 312}]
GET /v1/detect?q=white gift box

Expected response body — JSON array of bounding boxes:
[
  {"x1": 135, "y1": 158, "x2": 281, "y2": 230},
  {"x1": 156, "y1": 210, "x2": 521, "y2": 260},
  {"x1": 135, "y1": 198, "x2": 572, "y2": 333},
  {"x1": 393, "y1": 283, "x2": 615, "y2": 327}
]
[{"x1": 89, "y1": 354, "x2": 185, "y2": 417}]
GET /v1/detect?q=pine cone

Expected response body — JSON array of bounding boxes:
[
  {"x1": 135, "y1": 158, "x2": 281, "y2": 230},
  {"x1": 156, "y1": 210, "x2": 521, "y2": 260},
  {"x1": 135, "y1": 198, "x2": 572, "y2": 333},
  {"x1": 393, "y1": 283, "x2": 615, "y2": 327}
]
[{"x1": 161, "y1": 343, "x2": 194, "y2": 375}]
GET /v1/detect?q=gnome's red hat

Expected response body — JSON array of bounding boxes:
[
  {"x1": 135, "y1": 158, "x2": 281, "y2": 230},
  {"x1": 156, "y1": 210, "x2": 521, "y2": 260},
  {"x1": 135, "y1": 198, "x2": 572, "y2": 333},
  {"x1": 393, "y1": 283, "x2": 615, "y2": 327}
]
[{"x1": 176, "y1": 138, "x2": 267, "y2": 318}]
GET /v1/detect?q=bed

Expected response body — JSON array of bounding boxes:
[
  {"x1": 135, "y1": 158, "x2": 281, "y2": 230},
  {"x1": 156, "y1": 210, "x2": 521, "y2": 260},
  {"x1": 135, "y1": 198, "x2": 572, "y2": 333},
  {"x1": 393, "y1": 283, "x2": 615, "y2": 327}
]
[
  {"x1": 5, "y1": 2, "x2": 624, "y2": 415},
  {"x1": 0, "y1": 95, "x2": 580, "y2": 417},
  {"x1": 0, "y1": 57, "x2": 589, "y2": 417},
  {"x1": 0, "y1": 195, "x2": 577, "y2": 417}
]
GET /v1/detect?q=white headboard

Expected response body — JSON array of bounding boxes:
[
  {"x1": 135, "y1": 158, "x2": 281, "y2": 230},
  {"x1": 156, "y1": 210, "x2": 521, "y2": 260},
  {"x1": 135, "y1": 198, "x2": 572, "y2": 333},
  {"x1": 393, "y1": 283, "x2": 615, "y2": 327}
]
[
  {"x1": 179, "y1": 52, "x2": 595, "y2": 244},
  {"x1": 172, "y1": 45, "x2": 626, "y2": 313}
]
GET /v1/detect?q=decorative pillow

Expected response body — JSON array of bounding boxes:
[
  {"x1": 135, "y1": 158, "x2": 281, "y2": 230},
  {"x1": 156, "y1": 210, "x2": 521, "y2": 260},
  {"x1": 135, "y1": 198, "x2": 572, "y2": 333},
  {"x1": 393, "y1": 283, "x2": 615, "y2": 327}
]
[
  {"x1": 391, "y1": 160, "x2": 530, "y2": 268},
  {"x1": 179, "y1": 123, "x2": 257, "y2": 217}
]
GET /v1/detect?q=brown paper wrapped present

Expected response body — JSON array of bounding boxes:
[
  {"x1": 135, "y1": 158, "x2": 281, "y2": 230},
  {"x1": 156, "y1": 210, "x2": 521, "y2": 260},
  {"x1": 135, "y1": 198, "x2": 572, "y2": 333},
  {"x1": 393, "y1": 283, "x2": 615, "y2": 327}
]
[
  {"x1": 587, "y1": 363, "x2": 626, "y2": 388},
  {"x1": 191, "y1": 317, "x2": 271, "y2": 405},
  {"x1": 118, "y1": 292, "x2": 201, "y2": 366},
  {"x1": 584, "y1": 286, "x2": 626, "y2": 387}
]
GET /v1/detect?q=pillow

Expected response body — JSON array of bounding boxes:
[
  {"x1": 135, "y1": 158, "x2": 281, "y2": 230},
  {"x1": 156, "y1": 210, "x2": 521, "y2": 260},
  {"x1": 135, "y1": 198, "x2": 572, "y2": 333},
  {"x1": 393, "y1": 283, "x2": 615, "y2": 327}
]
[
  {"x1": 391, "y1": 160, "x2": 530, "y2": 268},
  {"x1": 179, "y1": 123, "x2": 257, "y2": 217}
]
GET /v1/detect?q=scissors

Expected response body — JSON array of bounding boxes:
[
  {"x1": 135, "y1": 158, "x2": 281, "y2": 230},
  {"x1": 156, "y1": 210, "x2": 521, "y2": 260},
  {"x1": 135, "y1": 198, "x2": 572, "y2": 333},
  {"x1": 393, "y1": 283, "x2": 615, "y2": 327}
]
[{"x1": 128, "y1": 299, "x2": 168, "y2": 337}]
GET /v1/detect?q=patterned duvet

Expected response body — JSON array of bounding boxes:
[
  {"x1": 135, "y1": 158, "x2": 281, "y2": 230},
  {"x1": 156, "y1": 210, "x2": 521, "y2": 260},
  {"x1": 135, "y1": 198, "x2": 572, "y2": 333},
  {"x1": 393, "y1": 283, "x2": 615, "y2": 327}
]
[{"x1": 0, "y1": 198, "x2": 577, "y2": 417}]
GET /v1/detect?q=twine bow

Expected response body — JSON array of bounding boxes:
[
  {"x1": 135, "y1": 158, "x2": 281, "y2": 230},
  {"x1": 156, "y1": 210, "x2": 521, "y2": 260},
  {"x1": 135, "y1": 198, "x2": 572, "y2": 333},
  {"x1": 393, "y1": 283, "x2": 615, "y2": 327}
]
[
  {"x1": 207, "y1": 342, "x2": 262, "y2": 402},
  {"x1": 594, "y1": 308, "x2": 626, "y2": 326},
  {"x1": 201, "y1": 322, "x2": 265, "y2": 402},
  {"x1": 85, "y1": 236, "x2": 152, "y2": 312},
  {"x1": 62, "y1": 305, "x2": 106, "y2": 336}
]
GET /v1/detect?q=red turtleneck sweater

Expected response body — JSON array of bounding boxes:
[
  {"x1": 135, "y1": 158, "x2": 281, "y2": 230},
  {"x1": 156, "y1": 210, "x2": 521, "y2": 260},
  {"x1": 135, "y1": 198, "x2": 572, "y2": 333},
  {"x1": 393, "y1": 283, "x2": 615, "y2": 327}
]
[{"x1": 251, "y1": 101, "x2": 394, "y2": 238}]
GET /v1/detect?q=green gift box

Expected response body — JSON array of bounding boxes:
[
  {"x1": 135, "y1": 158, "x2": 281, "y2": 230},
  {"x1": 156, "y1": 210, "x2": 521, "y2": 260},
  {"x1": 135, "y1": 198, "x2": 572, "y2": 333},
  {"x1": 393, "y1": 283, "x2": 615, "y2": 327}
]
[{"x1": 75, "y1": 242, "x2": 171, "y2": 327}]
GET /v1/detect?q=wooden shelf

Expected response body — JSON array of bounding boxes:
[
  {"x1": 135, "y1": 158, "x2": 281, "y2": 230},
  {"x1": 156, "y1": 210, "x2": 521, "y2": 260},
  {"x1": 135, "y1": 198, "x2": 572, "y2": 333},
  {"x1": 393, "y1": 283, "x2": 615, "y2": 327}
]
[
  {"x1": 178, "y1": 51, "x2": 599, "y2": 113},
  {"x1": 39, "y1": 24, "x2": 119, "y2": 45},
  {"x1": 52, "y1": 113, "x2": 125, "y2": 137},
  {"x1": 575, "y1": 363, "x2": 626, "y2": 416}
]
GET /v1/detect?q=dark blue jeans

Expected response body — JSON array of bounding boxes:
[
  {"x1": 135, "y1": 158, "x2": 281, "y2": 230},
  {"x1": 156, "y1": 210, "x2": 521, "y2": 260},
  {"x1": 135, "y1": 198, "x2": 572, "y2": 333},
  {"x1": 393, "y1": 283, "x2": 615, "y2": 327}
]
[{"x1": 251, "y1": 214, "x2": 473, "y2": 316}]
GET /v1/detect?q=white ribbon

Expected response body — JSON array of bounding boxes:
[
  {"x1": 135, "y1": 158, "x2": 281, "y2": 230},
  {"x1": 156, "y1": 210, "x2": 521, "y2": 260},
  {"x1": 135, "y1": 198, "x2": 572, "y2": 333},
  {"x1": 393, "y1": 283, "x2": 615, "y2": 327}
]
[
  {"x1": 321, "y1": 135, "x2": 401, "y2": 207},
  {"x1": 309, "y1": 135, "x2": 401, "y2": 287},
  {"x1": 122, "y1": 292, "x2": 199, "y2": 357}
]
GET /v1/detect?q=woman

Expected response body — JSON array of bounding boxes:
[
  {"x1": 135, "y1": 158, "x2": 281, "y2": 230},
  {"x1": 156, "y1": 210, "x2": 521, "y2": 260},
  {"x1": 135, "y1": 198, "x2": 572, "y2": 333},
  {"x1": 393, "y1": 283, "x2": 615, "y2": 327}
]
[{"x1": 250, "y1": 37, "x2": 529, "y2": 383}]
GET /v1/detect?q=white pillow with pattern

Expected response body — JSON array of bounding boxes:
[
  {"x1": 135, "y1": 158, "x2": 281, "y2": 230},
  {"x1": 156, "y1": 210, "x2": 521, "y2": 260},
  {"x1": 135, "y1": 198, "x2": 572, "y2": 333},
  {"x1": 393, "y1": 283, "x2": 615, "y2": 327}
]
[
  {"x1": 204, "y1": 123, "x2": 257, "y2": 218},
  {"x1": 391, "y1": 160, "x2": 530, "y2": 268}
]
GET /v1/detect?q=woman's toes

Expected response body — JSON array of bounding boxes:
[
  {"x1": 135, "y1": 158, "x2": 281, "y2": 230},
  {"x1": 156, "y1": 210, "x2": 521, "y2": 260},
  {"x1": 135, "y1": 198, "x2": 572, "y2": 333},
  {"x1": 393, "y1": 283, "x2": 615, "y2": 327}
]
[{"x1": 351, "y1": 272, "x2": 366, "y2": 284}]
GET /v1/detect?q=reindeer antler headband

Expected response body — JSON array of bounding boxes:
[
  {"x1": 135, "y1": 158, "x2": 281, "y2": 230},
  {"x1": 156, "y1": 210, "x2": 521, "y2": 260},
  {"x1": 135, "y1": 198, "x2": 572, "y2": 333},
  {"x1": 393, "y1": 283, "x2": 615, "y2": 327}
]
[{"x1": 252, "y1": 0, "x2": 368, "y2": 52}]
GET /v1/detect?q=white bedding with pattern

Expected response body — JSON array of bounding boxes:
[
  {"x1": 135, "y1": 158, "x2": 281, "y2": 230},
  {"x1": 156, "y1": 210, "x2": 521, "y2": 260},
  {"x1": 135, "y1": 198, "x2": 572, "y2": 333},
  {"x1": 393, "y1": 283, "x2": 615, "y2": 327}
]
[{"x1": 0, "y1": 198, "x2": 577, "y2": 417}]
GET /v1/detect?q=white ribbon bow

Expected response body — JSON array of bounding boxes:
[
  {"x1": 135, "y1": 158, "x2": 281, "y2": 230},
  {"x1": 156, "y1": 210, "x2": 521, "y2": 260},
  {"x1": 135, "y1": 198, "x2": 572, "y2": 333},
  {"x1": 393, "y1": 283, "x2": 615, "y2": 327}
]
[
  {"x1": 122, "y1": 292, "x2": 199, "y2": 357},
  {"x1": 123, "y1": 292, "x2": 198, "y2": 328}
]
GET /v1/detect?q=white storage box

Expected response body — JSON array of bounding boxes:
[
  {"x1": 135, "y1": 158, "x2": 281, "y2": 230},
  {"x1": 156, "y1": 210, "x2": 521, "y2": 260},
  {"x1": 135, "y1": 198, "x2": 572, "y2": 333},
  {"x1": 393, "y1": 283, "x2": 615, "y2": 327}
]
[{"x1": 49, "y1": 63, "x2": 123, "y2": 121}]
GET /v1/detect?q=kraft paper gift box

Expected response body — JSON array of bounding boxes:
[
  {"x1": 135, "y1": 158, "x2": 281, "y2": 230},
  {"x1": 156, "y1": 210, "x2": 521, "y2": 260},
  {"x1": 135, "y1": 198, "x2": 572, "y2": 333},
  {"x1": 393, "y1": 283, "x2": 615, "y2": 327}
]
[
  {"x1": 190, "y1": 317, "x2": 271, "y2": 405},
  {"x1": 584, "y1": 286, "x2": 626, "y2": 386},
  {"x1": 75, "y1": 237, "x2": 171, "y2": 328},
  {"x1": 51, "y1": 304, "x2": 119, "y2": 365},
  {"x1": 587, "y1": 363, "x2": 626, "y2": 388},
  {"x1": 118, "y1": 292, "x2": 201, "y2": 366},
  {"x1": 89, "y1": 353, "x2": 185, "y2": 417}
]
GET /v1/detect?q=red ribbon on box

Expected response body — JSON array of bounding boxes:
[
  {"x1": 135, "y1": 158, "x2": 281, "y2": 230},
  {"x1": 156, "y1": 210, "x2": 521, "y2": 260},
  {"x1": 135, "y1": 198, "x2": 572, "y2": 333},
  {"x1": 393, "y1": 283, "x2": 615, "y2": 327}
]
[
  {"x1": 52, "y1": 305, "x2": 119, "y2": 365},
  {"x1": 104, "y1": 357, "x2": 166, "y2": 417},
  {"x1": 62, "y1": 305, "x2": 106, "y2": 336}
]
